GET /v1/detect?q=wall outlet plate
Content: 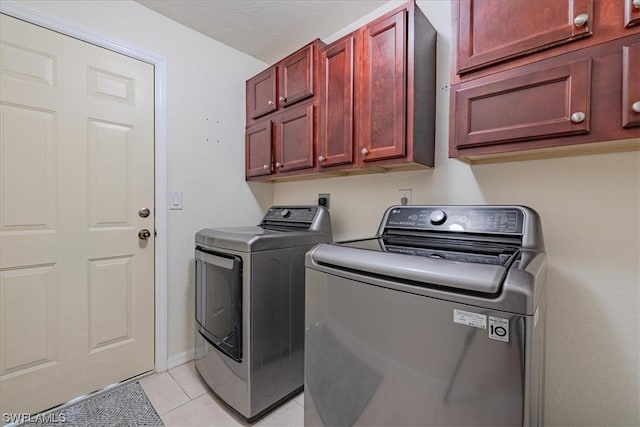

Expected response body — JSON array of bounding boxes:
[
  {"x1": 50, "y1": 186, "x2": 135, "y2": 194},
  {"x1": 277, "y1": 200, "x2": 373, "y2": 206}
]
[
  {"x1": 398, "y1": 189, "x2": 412, "y2": 205},
  {"x1": 318, "y1": 193, "x2": 330, "y2": 209}
]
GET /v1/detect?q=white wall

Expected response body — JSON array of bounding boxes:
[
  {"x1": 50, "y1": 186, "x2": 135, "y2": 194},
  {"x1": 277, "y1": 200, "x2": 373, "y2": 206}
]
[
  {"x1": 273, "y1": 1, "x2": 640, "y2": 426},
  {"x1": 15, "y1": 0, "x2": 274, "y2": 365}
]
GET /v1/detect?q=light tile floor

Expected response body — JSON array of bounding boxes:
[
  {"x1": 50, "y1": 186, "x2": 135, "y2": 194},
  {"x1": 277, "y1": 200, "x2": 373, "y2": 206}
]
[{"x1": 140, "y1": 362, "x2": 304, "y2": 427}]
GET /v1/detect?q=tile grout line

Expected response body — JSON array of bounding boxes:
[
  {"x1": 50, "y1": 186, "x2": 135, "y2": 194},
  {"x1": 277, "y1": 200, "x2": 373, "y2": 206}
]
[
  {"x1": 143, "y1": 371, "x2": 193, "y2": 417},
  {"x1": 167, "y1": 365, "x2": 194, "y2": 402},
  {"x1": 157, "y1": 395, "x2": 196, "y2": 418}
]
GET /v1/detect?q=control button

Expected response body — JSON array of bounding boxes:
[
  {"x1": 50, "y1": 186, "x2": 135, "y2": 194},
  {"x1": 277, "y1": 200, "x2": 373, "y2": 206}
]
[
  {"x1": 430, "y1": 210, "x2": 447, "y2": 225},
  {"x1": 280, "y1": 209, "x2": 291, "y2": 218}
]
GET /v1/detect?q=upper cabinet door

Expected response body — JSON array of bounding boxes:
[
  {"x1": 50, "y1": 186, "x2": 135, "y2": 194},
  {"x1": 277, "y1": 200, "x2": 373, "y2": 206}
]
[
  {"x1": 318, "y1": 35, "x2": 355, "y2": 168},
  {"x1": 359, "y1": 9, "x2": 407, "y2": 163},
  {"x1": 278, "y1": 44, "x2": 314, "y2": 107},
  {"x1": 456, "y1": 0, "x2": 593, "y2": 74},
  {"x1": 247, "y1": 67, "x2": 277, "y2": 119},
  {"x1": 622, "y1": 42, "x2": 640, "y2": 128},
  {"x1": 453, "y1": 58, "x2": 591, "y2": 150},
  {"x1": 275, "y1": 103, "x2": 314, "y2": 172},
  {"x1": 245, "y1": 120, "x2": 273, "y2": 178}
]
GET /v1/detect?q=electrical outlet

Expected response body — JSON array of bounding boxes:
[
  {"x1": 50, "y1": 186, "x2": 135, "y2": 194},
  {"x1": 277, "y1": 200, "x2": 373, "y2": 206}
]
[
  {"x1": 398, "y1": 189, "x2": 412, "y2": 205},
  {"x1": 318, "y1": 193, "x2": 330, "y2": 209}
]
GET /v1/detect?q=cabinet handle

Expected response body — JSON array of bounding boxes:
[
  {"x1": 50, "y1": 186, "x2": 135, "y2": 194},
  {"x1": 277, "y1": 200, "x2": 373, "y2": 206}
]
[
  {"x1": 318, "y1": 156, "x2": 325, "y2": 162},
  {"x1": 634, "y1": 0, "x2": 640, "y2": 8},
  {"x1": 632, "y1": 101, "x2": 640, "y2": 113},
  {"x1": 570, "y1": 112, "x2": 586, "y2": 123},
  {"x1": 275, "y1": 162, "x2": 283, "y2": 168},
  {"x1": 279, "y1": 96, "x2": 286, "y2": 103},
  {"x1": 573, "y1": 13, "x2": 589, "y2": 27},
  {"x1": 263, "y1": 164, "x2": 269, "y2": 170},
  {"x1": 267, "y1": 100, "x2": 274, "y2": 106},
  {"x1": 361, "y1": 148, "x2": 369, "y2": 155}
]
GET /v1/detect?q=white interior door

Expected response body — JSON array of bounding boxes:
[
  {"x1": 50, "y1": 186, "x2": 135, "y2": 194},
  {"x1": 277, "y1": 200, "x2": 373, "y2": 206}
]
[{"x1": 0, "y1": 14, "x2": 155, "y2": 415}]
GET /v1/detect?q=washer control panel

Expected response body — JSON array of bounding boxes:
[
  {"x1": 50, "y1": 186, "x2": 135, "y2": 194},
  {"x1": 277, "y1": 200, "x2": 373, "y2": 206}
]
[{"x1": 384, "y1": 206, "x2": 524, "y2": 234}]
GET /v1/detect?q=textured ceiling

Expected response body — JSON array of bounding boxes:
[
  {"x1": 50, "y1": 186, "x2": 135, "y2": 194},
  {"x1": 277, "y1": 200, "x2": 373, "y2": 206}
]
[{"x1": 136, "y1": 0, "x2": 388, "y2": 64}]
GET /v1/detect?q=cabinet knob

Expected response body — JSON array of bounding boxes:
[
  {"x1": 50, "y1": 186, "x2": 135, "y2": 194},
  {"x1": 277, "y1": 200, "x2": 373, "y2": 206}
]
[
  {"x1": 318, "y1": 155, "x2": 325, "y2": 162},
  {"x1": 634, "y1": 0, "x2": 640, "y2": 8},
  {"x1": 279, "y1": 96, "x2": 286, "y2": 103},
  {"x1": 267, "y1": 100, "x2": 274, "y2": 106},
  {"x1": 275, "y1": 162, "x2": 283, "y2": 168},
  {"x1": 573, "y1": 13, "x2": 589, "y2": 27},
  {"x1": 263, "y1": 164, "x2": 269, "y2": 170},
  {"x1": 570, "y1": 112, "x2": 586, "y2": 123},
  {"x1": 632, "y1": 101, "x2": 640, "y2": 113},
  {"x1": 361, "y1": 148, "x2": 369, "y2": 155}
]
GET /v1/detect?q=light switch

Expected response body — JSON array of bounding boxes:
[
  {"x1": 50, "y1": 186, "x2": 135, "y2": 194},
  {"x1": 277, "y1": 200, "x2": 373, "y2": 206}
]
[{"x1": 170, "y1": 191, "x2": 183, "y2": 210}]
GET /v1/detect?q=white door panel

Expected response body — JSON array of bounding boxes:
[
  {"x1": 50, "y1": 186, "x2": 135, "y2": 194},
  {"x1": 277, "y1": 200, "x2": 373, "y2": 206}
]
[{"x1": 0, "y1": 14, "x2": 154, "y2": 415}]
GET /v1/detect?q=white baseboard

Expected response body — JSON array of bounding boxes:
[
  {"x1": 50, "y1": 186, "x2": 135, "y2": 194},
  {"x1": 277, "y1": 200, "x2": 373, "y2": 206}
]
[{"x1": 166, "y1": 349, "x2": 195, "y2": 370}]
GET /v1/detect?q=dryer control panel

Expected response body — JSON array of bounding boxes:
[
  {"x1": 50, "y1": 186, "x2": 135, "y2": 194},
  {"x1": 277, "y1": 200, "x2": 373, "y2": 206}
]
[{"x1": 263, "y1": 206, "x2": 318, "y2": 223}]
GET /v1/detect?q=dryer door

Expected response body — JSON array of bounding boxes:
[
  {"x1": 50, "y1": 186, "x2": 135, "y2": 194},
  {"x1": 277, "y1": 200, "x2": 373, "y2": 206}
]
[{"x1": 195, "y1": 248, "x2": 243, "y2": 361}]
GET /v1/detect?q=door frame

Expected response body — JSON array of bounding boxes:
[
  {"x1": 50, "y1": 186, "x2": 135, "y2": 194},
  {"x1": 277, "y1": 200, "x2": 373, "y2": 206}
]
[{"x1": 0, "y1": 1, "x2": 169, "y2": 372}]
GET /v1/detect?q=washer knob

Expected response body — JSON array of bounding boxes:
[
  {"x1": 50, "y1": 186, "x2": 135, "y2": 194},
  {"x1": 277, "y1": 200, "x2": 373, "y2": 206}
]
[
  {"x1": 430, "y1": 210, "x2": 447, "y2": 225},
  {"x1": 280, "y1": 208, "x2": 291, "y2": 218}
]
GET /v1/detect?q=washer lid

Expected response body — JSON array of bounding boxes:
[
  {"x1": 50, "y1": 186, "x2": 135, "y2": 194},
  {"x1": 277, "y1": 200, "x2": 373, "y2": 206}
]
[
  {"x1": 309, "y1": 242, "x2": 507, "y2": 294},
  {"x1": 196, "y1": 226, "x2": 331, "y2": 252}
]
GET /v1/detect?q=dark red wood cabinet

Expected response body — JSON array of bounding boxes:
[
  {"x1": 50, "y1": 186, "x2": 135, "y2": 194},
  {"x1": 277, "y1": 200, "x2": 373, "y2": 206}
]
[
  {"x1": 316, "y1": 1, "x2": 436, "y2": 173},
  {"x1": 245, "y1": 0, "x2": 437, "y2": 180},
  {"x1": 357, "y1": 2, "x2": 436, "y2": 170},
  {"x1": 318, "y1": 34, "x2": 355, "y2": 169},
  {"x1": 359, "y1": 9, "x2": 407, "y2": 163},
  {"x1": 246, "y1": 40, "x2": 320, "y2": 124},
  {"x1": 247, "y1": 67, "x2": 276, "y2": 120},
  {"x1": 450, "y1": 0, "x2": 640, "y2": 162},
  {"x1": 275, "y1": 103, "x2": 315, "y2": 172},
  {"x1": 452, "y1": 58, "x2": 592, "y2": 151},
  {"x1": 245, "y1": 40, "x2": 322, "y2": 179},
  {"x1": 245, "y1": 120, "x2": 273, "y2": 178},
  {"x1": 278, "y1": 44, "x2": 314, "y2": 108},
  {"x1": 455, "y1": 0, "x2": 593, "y2": 74},
  {"x1": 622, "y1": 42, "x2": 640, "y2": 128}
]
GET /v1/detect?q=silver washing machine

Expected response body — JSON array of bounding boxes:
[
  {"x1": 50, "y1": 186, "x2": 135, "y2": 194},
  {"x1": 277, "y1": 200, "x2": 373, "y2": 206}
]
[
  {"x1": 194, "y1": 206, "x2": 331, "y2": 422},
  {"x1": 305, "y1": 205, "x2": 547, "y2": 426}
]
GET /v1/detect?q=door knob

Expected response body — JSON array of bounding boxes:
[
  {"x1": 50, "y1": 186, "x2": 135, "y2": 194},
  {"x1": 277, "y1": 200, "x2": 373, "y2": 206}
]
[
  {"x1": 138, "y1": 229, "x2": 152, "y2": 240},
  {"x1": 632, "y1": 101, "x2": 640, "y2": 113},
  {"x1": 279, "y1": 96, "x2": 286, "y2": 103},
  {"x1": 318, "y1": 156, "x2": 325, "y2": 162},
  {"x1": 138, "y1": 208, "x2": 150, "y2": 218},
  {"x1": 361, "y1": 148, "x2": 369, "y2": 155}
]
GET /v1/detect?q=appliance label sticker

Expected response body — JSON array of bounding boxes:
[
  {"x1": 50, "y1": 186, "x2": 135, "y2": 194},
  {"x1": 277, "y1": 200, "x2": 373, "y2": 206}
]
[
  {"x1": 488, "y1": 316, "x2": 510, "y2": 342},
  {"x1": 453, "y1": 309, "x2": 486, "y2": 329}
]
